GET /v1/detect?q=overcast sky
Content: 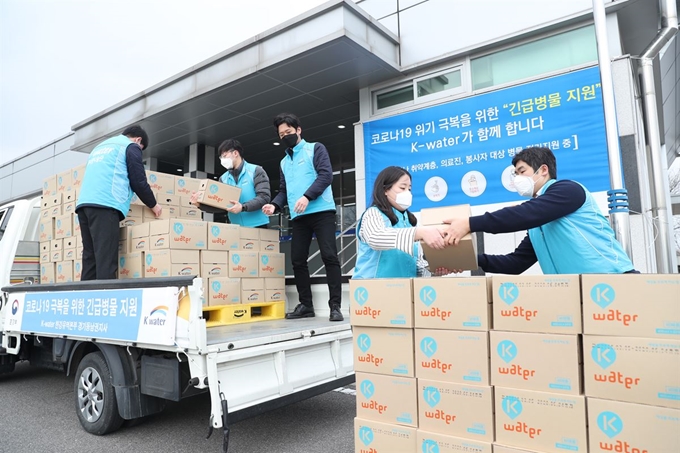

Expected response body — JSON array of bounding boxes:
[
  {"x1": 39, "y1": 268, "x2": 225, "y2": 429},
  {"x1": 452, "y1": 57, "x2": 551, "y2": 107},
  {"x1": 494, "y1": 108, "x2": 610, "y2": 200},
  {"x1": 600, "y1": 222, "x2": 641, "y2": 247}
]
[{"x1": 0, "y1": 0, "x2": 329, "y2": 166}]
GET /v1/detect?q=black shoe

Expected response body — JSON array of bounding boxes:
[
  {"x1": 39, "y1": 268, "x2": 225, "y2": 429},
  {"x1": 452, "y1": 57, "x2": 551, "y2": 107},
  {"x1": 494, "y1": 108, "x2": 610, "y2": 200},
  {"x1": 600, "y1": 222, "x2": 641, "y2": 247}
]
[
  {"x1": 285, "y1": 303, "x2": 315, "y2": 319},
  {"x1": 329, "y1": 306, "x2": 344, "y2": 322}
]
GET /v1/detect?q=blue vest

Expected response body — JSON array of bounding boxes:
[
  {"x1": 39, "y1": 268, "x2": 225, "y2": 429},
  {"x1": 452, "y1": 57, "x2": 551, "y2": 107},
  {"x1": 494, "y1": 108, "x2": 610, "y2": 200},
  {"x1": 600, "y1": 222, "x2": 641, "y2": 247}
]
[
  {"x1": 528, "y1": 179, "x2": 634, "y2": 274},
  {"x1": 76, "y1": 135, "x2": 134, "y2": 217},
  {"x1": 353, "y1": 207, "x2": 418, "y2": 279},
  {"x1": 280, "y1": 139, "x2": 335, "y2": 219},
  {"x1": 220, "y1": 161, "x2": 269, "y2": 227}
]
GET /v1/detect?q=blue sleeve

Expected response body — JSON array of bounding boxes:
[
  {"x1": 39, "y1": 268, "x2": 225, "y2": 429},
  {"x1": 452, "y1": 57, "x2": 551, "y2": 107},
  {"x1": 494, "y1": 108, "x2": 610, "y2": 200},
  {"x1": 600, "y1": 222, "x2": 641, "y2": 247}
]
[
  {"x1": 303, "y1": 142, "x2": 333, "y2": 200},
  {"x1": 126, "y1": 144, "x2": 156, "y2": 208},
  {"x1": 469, "y1": 180, "x2": 586, "y2": 234},
  {"x1": 478, "y1": 235, "x2": 538, "y2": 274}
]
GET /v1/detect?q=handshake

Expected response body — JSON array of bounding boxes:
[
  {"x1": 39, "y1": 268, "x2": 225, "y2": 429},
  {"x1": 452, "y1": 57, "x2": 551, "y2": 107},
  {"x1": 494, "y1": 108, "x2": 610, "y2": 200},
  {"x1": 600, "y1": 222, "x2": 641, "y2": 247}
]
[{"x1": 415, "y1": 217, "x2": 471, "y2": 250}]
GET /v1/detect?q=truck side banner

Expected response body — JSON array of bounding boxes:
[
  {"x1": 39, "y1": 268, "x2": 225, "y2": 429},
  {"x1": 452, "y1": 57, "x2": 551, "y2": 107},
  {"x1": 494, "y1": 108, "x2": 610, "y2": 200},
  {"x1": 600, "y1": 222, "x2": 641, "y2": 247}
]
[
  {"x1": 4, "y1": 287, "x2": 178, "y2": 345},
  {"x1": 363, "y1": 66, "x2": 610, "y2": 208}
]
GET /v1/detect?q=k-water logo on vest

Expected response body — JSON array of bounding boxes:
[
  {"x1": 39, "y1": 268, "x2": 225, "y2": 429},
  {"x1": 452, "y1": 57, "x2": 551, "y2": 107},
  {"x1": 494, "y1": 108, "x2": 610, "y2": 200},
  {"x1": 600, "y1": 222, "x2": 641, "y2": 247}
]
[
  {"x1": 420, "y1": 337, "x2": 452, "y2": 374},
  {"x1": 354, "y1": 286, "x2": 382, "y2": 320},
  {"x1": 423, "y1": 386, "x2": 456, "y2": 425},
  {"x1": 590, "y1": 283, "x2": 639, "y2": 327},
  {"x1": 419, "y1": 286, "x2": 451, "y2": 321},
  {"x1": 359, "y1": 379, "x2": 387, "y2": 414},
  {"x1": 591, "y1": 343, "x2": 640, "y2": 389},
  {"x1": 497, "y1": 340, "x2": 536, "y2": 381},
  {"x1": 498, "y1": 282, "x2": 538, "y2": 321},
  {"x1": 502, "y1": 395, "x2": 542, "y2": 439},
  {"x1": 356, "y1": 333, "x2": 383, "y2": 367}
]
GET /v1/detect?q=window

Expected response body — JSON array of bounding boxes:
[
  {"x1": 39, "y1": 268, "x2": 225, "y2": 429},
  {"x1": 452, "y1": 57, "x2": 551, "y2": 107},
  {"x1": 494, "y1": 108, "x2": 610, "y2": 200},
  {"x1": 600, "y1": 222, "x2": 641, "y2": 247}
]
[
  {"x1": 471, "y1": 25, "x2": 597, "y2": 91},
  {"x1": 0, "y1": 207, "x2": 14, "y2": 243},
  {"x1": 374, "y1": 65, "x2": 464, "y2": 112},
  {"x1": 376, "y1": 85, "x2": 414, "y2": 110},
  {"x1": 416, "y1": 68, "x2": 463, "y2": 99}
]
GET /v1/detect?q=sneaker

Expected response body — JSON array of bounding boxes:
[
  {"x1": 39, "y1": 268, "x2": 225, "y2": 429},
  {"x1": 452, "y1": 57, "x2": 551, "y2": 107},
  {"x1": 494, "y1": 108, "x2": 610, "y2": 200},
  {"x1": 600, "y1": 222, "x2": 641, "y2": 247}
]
[
  {"x1": 329, "y1": 306, "x2": 344, "y2": 322},
  {"x1": 285, "y1": 303, "x2": 315, "y2": 319}
]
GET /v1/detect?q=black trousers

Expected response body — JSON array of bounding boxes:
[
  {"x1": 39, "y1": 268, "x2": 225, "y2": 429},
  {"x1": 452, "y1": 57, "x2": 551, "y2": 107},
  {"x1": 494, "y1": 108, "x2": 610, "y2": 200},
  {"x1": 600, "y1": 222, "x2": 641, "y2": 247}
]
[
  {"x1": 77, "y1": 207, "x2": 121, "y2": 280},
  {"x1": 290, "y1": 211, "x2": 342, "y2": 309}
]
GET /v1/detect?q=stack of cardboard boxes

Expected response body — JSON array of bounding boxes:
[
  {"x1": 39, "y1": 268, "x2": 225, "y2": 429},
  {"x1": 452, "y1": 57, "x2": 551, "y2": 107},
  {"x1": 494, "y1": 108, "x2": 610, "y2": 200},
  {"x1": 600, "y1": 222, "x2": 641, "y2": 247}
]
[{"x1": 350, "y1": 273, "x2": 680, "y2": 453}]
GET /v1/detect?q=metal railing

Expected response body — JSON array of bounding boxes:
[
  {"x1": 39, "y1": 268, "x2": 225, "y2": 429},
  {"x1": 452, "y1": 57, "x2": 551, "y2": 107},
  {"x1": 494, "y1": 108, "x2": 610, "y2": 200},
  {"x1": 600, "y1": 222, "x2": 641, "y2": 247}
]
[{"x1": 308, "y1": 220, "x2": 358, "y2": 277}]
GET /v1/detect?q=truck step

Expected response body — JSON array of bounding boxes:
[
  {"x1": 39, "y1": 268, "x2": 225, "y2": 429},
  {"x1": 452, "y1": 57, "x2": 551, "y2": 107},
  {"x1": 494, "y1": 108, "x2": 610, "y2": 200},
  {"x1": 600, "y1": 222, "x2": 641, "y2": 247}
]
[{"x1": 202, "y1": 301, "x2": 286, "y2": 327}]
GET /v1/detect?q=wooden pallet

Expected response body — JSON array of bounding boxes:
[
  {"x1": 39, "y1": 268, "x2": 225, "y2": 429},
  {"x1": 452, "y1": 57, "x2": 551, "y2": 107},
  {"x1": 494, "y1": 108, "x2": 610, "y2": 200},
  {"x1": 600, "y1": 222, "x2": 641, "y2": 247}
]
[{"x1": 203, "y1": 300, "x2": 286, "y2": 327}]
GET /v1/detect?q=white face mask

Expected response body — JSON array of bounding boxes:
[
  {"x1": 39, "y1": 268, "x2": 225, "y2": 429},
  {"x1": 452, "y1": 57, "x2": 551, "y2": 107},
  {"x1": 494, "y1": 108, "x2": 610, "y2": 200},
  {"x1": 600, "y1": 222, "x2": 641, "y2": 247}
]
[
  {"x1": 394, "y1": 190, "x2": 412, "y2": 210},
  {"x1": 220, "y1": 157, "x2": 233, "y2": 170},
  {"x1": 513, "y1": 174, "x2": 536, "y2": 197}
]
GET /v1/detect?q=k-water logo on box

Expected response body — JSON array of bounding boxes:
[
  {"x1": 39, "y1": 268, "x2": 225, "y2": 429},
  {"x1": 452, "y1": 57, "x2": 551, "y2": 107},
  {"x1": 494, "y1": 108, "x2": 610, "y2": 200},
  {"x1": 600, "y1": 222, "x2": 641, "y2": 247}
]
[
  {"x1": 591, "y1": 344, "x2": 640, "y2": 389},
  {"x1": 498, "y1": 283, "x2": 538, "y2": 321},
  {"x1": 421, "y1": 439, "x2": 440, "y2": 453},
  {"x1": 356, "y1": 333, "x2": 383, "y2": 367},
  {"x1": 596, "y1": 411, "x2": 647, "y2": 453},
  {"x1": 359, "y1": 379, "x2": 387, "y2": 414},
  {"x1": 497, "y1": 340, "x2": 536, "y2": 381},
  {"x1": 358, "y1": 426, "x2": 375, "y2": 451},
  {"x1": 423, "y1": 386, "x2": 456, "y2": 425},
  {"x1": 420, "y1": 337, "x2": 453, "y2": 374},
  {"x1": 419, "y1": 286, "x2": 452, "y2": 321},
  {"x1": 502, "y1": 395, "x2": 542, "y2": 439},
  {"x1": 590, "y1": 283, "x2": 639, "y2": 327},
  {"x1": 353, "y1": 286, "x2": 382, "y2": 320}
]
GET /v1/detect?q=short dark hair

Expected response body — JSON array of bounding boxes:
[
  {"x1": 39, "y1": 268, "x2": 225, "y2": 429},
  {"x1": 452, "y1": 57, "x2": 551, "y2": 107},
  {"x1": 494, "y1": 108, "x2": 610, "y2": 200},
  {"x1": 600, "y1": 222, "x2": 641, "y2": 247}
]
[
  {"x1": 273, "y1": 113, "x2": 301, "y2": 131},
  {"x1": 122, "y1": 125, "x2": 149, "y2": 149},
  {"x1": 370, "y1": 166, "x2": 417, "y2": 227},
  {"x1": 217, "y1": 138, "x2": 244, "y2": 157},
  {"x1": 512, "y1": 146, "x2": 557, "y2": 179}
]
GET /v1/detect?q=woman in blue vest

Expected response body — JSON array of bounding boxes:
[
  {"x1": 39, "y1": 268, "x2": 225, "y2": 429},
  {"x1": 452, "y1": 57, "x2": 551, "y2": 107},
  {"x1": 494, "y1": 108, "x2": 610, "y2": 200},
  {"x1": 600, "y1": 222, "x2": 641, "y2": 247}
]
[
  {"x1": 353, "y1": 166, "x2": 449, "y2": 279},
  {"x1": 193, "y1": 139, "x2": 271, "y2": 228}
]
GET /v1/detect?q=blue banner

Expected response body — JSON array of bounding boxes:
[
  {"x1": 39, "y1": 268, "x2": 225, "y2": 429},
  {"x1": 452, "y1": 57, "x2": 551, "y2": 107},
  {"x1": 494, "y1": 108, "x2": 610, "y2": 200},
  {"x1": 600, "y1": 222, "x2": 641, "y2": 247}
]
[{"x1": 363, "y1": 66, "x2": 609, "y2": 208}]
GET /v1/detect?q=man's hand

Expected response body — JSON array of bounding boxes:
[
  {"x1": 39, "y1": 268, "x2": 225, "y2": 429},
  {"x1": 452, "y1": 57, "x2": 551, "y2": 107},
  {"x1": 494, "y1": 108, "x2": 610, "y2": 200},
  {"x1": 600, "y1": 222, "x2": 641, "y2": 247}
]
[
  {"x1": 189, "y1": 191, "x2": 201, "y2": 207},
  {"x1": 293, "y1": 196, "x2": 309, "y2": 214},
  {"x1": 443, "y1": 217, "x2": 471, "y2": 246},
  {"x1": 151, "y1": 204, "x2": 163, "y2": 218},
  {"x1": 432, "y1": 267, "x2": 454, "y2": 277},
  {"x1": 226, "y1": 199, "x2": 243, "y2": 214},
  {"x1": 262, "y1": 204, "x2": 276, "y2": 215},
  {"x1": 416, "y1": 225, "x2": 447, "y2": 250}
]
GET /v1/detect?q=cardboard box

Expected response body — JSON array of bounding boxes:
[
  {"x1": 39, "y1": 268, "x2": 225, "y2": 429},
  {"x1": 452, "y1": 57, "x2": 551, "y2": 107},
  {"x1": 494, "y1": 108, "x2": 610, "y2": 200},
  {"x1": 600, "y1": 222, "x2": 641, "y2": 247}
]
[
  {"x1": 40, "y1": 242, "x2": 50, "y2": 263},
  {"x1": 63, "y1": 190, "x2": 77, "y2": 204},
  {"x1": 420, "y1": 205, "x2": 478, "y2": 270},
  {"x1": 56, "y1": 261, "x2": 73, "y2": 283},
  {"x1": 119, "y1": 240, "x2": 128, "y2": 255},
  {"x1": 43, "y1": 193, "x2": 62, "y2": 208},
  {"x1": 207, "y1": 277, "x2": 240, "y2": 306},
  {"x1": 241, "y1": 277, "x2": 265, "y2": 303},
  {"x1": 490, "y1": 331, "x2": 581, "y2": 395},
  {"x1": 587, "y1": 397, "x2": 680, "y2": 453},
  {"x1": 41, "y1": 263, "x2": 55, "y2": 283},
  {"x1": 63, "y1": 201, "x2": 76, "y2": 215},
  {"x1": 148, "y1": 219, "x2": 207, "y2": 250},
  {"x1": 63, "y1": 237, "x2": 76, "y2": 249},
  {"x1": 130, "y1": 190, "x2": 156, "y2": 207},
  {"x1": 417, "y1": 431, "x2": 492, "y2": 453},
  {"x1": 492, "y1": 444, "x2": 540, "y2": 453},
  {"x1": 43, "y1": 175, "x2": 56, "y2": 196},
  {"x1": 582, "y1": 274, "x2": 680, "y2": 339},
  {"x1": 200, "y1": 251, "x2": 229, "y2": 278},
  {"x1": 228, "y1": 251, "x2": 259, "y2": 278},
  {"x1": 195, "y1": 179, "x2": 242, "y2": 212},
  {"x1": 353, "y1": 326, "x2": 414, "y2": 377},
  {"x1": 260, "y1": 241, "x2": 279, "y2": 252},
  {"x1": 40, "y1": 207, "x2": 50, "y2": 220},
  {"x1": 258, "y1": 252, "x2": 284, "y2": 278},
  {"x1": 175, "y1": 176, "x2": 202, "y2": 197},
  {"x1": 240, "y1": 227, "x2": 260, "y2": 240},
  {"x1": 582, "y1": 335, "x2": 680, "y2": 408},
  {"x1": 130, "y1": 222, "x2": 150, "y2": 239},
  {"x1": 144, "y1": 250, "x2": 200, "y2": 278},
  {"x1": 415, "y1": 329, "x2": 490, "y2": 385},
  {"x1": 354, "y1": 418, "x2": 416, "y2": 453},
  {"x1": 63, "y1": 248, "x2": 77, "y2": 261},
  {"x1": 413, "y1": 277, "x2": 490, "y2": 331},
  {"x1": 72, "y1": 213, "x2": 80, "y2": 236},
  {"x1": 156, "y1": 194, "x2": 180, "y2": 206},
  {"x1": 73, "y1": 260, "x2": 82, "y2": 281},
  {"x1": 418, "y1": 380, "x2": 494, "y2": 441},
  {"x1": 240, "y1": 238, "x2": 260, "y2": 251},
  {"x1": 259, "y1": 228, "x2": 279, "y2": 242},
  {"x1": 356, "y1": 372, "x2": 417, "y2": 427},
  {"x1": 350, "y1": 279, "x2": 413, "y2": 328},
  {"x1": 118, "y1": 252, "x2": 145, "y2": 279},
  {"x1": 54, "y1": 214, "x2": 73, "y2": 239},
  {"x1": 51, "y1": 239, "x2": 62, "y2": 251},
  {"x1": 56, "y1": 169, "x2": 72, "y2": 193},
  {"x1": 492, "y1": 275, "x2": 582, "y2": 334},
  {"x1": 208, "y1": 222, "x2": 240, "y2": 251},
  {"x1": 39, "y1": 218, "x2": 54, "y2": 242},
  {"x1": 180, "y1": 206, "x2": 202, "y2": 219},
  {"x1": 127, "y1": 205, "x2": 145, "y2": 218},
  {"x1": 494, "y1": 387, "x2": 587, "y2": 453},
  {"x1": 143, "y1": 207, "x2": 171, "y2": 222},
  {"x1": 119, "y1": 217, "x2": 142, "y2": 227},
  {"x1": 265, "y1": 278, "x2": 286, "y2": 302},
  {"x1": 146, "y1": 170, "x2": 176, "y2": 195},
  {"x1": 76, "y1": 247, "x2": 83, "y2": 260},
  {"x1": 71, "y1": 164, "x2": 86, "y2": 191}
]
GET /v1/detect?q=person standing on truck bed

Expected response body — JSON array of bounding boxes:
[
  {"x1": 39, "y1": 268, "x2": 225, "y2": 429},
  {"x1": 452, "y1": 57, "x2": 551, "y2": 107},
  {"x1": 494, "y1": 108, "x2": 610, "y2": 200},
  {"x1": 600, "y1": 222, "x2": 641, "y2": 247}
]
[
  {"x1": 262, "y1": 113, "x2": 343, "y2": 322},
  {"x1": 191, "y1": 138, "x2": 271, "y2": 228},
  {"x1": 76, "y1": 125, "x2": 162, "y2": 280}
]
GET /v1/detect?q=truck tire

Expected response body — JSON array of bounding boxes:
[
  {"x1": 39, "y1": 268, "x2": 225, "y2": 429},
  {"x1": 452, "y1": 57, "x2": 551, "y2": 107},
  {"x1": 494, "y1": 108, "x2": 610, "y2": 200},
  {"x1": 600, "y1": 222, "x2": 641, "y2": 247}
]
[{"x1": 74, "y1": 351, "x2": 124, "y2": 435}]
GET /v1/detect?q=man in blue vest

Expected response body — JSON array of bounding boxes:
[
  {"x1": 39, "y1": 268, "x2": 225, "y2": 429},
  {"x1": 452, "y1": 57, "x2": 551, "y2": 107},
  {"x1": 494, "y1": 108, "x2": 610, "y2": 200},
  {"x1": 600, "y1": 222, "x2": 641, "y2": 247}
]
[
  {"x1": 192, "y1": 139, "x2": 271, "y2": 228},
  {"x1": 262, "y1": 113, "x2": 343, "y2": 322},
  {"x1": 76, "y1": 125, "x2": 162, "y2": 280},
  {"x1": 442, "y1": 147, "x2": 636, "y2": 274}
]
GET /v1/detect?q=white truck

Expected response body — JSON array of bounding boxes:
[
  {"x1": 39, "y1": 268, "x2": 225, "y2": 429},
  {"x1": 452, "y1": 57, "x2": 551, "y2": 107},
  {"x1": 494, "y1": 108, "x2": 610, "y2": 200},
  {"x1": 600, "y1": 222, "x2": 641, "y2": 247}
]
[{"x1": 0, "y1": 196, "x2": 354, "y2": 451}]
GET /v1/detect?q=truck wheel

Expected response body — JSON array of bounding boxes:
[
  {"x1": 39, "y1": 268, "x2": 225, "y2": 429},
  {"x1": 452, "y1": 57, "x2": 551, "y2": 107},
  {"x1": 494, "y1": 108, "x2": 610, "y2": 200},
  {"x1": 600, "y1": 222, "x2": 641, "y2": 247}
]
[{"x1": 74, "y1": 352, "x2": 124, "y2": 435}]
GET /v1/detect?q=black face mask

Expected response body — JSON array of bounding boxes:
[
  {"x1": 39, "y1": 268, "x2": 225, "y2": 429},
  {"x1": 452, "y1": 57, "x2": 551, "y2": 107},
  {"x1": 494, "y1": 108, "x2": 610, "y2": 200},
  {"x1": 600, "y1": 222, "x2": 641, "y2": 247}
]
[{"x1": 282, "y1": 133, "x2": 298, "y2": 149}]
